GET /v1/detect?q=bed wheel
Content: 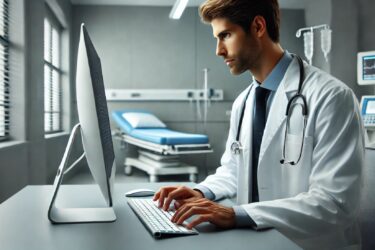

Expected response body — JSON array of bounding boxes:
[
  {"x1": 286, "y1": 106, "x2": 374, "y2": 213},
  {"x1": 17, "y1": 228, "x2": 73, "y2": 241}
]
[
  {"x1": 189, "y1": 174, "x2": 197, "y2": 182},
  {"x1": 149, "y1": 175, "x2": 158, "y2": 183},
  {"x1": 124, "y1": 165, "x2": 132, "y2": 175}
]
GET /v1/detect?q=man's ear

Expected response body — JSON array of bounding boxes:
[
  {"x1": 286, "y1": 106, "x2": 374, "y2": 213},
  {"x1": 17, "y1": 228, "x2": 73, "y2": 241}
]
[{"x1": 252, "y1": 15, "x2": 267, "y2": 38}]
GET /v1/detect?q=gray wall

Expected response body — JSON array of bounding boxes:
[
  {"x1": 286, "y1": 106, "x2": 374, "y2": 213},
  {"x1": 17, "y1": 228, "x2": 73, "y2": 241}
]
[
  {"x1": 305, "y1": 0, "x2": 375, "y2": 99},
  {"x1": 330, "y1": 0, "x2": 360, "y2": 97},
  {"x1": 71, "y1": 5, "x2": 305, "y2": 178}
]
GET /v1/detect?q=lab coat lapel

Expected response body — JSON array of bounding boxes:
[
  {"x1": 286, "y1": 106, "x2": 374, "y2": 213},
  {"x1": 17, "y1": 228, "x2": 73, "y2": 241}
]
[
  {"x1": 239, "y1": 83, "x2": 255, "y2": 204},
  {"x1": 259, "y1": 57, "x2": 301, "y2": 163}
]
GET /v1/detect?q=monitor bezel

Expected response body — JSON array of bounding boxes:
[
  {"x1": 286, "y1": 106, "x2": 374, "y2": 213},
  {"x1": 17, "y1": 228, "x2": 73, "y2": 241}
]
[{"x1": 357, "y1": 51, "x2": 375, "y2": 85}]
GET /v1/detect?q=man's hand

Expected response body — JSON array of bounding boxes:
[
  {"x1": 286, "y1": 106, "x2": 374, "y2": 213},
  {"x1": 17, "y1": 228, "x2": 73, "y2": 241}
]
[
  {"x1": 171, "y1": 198, "x2": 236, "y2": 230},
  {"x1": 153, "y1": 186, "x2": 203, "y2": 211}
]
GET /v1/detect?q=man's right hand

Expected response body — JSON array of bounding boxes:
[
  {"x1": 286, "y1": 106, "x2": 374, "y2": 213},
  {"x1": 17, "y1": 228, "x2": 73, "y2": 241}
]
[{"x1": 153, "y1": 186, "x2": 204, "y2": 211}]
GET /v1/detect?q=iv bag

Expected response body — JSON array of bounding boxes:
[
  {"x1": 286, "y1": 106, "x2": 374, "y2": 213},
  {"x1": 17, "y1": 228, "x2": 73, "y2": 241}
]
[
  {"x1": 321, "y1": 28, "x2": 332, "y2": 62},
  {"x1": 304, "y1": 31, "x2": 314, "y2": 65}
]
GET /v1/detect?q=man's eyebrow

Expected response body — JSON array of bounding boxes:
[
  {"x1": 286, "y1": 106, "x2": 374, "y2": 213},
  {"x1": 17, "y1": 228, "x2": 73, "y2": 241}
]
[{"x1": 214, "y1": 29, "x2": 230, "y2": 38}]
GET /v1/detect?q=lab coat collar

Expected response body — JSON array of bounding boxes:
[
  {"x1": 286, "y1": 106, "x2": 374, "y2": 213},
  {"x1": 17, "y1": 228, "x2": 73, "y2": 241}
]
[
  {"x1": 261, "y1": 51, "x2": 293, "y2": 92},
  {"x1": 282, "y1": 56, "x2": 307, "y2": 94},
  {"x1": 258, "y1": 56, "x2": 303, "y2": 162}
]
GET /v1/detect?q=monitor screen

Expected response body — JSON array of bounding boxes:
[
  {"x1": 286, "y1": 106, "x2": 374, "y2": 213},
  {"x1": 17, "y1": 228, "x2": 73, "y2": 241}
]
[
  {"x1": 366, "y1": 99, "x2": 375, "y2": 114},
  {"x1": 357, "y1": 51, "x2": 375, "y2": 85},
  {"x1": 363, "y1": 55, "x2": 375, "y2": 81}
]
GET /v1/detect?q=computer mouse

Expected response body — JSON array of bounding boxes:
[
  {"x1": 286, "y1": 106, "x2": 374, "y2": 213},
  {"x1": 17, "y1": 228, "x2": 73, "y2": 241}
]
[{"x1": 125, "y1": 188, "x2": 156, "y2": 197}]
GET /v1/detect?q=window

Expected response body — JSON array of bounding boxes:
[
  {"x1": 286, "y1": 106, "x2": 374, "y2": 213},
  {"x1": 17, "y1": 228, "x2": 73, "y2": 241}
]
[
  {"x1": 0, "y1": 0, "x2": 9, "y2": 141},
  {"x1": 44, "y1": 8, "x2": 62, "y2": 133}
]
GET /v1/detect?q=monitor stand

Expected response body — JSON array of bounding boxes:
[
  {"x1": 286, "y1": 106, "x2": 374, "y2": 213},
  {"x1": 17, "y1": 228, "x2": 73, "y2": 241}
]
[{"x1": 48, "y1": 123, "x2": 116, "y2": 224}]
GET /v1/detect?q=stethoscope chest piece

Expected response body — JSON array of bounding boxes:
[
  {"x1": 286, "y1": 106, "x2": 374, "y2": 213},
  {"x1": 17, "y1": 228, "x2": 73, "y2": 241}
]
[{"x1": 231, "y1": 141, "x2": 243, "y2": 155}]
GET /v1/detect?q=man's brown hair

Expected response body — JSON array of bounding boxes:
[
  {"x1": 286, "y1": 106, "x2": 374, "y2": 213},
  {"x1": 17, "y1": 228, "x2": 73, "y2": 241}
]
[{"x1": 199, "y1": 0, "x2": 280, "y2": 43}]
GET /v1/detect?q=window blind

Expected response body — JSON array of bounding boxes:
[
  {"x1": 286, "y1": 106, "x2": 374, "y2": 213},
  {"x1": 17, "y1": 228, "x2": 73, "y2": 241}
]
[
  {"x1": 44, "y1": 13, "x2": 61, "y2": 133},
  {"x1": 0, "y1": 0, "x2": 9, "y2": 140}
]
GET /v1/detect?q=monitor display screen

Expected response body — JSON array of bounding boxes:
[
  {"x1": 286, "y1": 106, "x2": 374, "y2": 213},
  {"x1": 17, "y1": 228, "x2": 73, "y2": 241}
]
[
  {"x1": 366, "y1": 100, "x2": 375, "y2": 114},
  {"x1": 363, "y1": 55, "x2": 375, "y2": 81}
]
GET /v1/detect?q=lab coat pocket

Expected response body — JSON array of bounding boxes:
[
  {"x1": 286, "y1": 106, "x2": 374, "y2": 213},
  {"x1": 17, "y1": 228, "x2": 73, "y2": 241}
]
[
  {"x1": 284, "y1": 134, "x2": 313, "y2": 166},
  {"x1": 282, "y1": 134, "x2": 313, "y2": 194},
  {"x1": 284, "y1": 133, "x2": 303, "y2": 163}
]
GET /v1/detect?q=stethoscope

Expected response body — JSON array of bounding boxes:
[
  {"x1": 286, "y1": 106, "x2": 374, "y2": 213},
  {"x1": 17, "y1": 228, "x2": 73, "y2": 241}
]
[{"x1": 230, "y1": 55, "x2": 308, "y2": 166}]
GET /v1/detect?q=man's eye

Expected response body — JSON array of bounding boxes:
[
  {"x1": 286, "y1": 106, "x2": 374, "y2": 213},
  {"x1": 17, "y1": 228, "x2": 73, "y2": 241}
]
[{"x1": 219, "y1": 33, "x2": 230, "y2": 40}]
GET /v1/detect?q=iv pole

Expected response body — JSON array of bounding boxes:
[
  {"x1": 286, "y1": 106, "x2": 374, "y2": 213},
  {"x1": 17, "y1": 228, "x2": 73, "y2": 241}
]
[{"x1": 296, "y1": 24, "x2": 332, "y2": 64}]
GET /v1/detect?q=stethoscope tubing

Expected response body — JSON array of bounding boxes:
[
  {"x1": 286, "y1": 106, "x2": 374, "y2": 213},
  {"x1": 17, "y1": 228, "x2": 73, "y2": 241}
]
[{"x1": 231, "y1": 54, "x2": 308, "y2": 165}]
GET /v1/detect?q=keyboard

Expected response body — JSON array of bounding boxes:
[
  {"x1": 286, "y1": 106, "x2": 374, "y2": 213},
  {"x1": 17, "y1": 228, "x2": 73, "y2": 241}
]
[{"x1": 127, "y1": 198, "x2": 198, "y2": 238}]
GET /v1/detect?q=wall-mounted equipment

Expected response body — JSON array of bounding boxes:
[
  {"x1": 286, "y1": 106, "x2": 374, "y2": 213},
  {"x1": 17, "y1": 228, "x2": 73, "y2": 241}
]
[
  {"x1": 357, "y1": 51, "x2": 375, "y2": 85},
  {"x1": 360, "y1": 96, "x2": 375, "y2": 149},
  {"x1": 296, "y1": 24, "x2": 332, "y2": 65},
  {"x1": 169, "y1": 0, "x2": 189, "y2": 19},
  {"x1": 105, "y1": 88, "x2": 223, "y2": 102},
  {"x1": 358, "y1": 51, "x2": 375, "y2": 149}
]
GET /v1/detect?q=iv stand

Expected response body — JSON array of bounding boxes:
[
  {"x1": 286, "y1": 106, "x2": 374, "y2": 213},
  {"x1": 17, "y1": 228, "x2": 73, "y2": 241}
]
[
  {"x1": 296, "y1": 24, "x2": 330, "y2": 38},
  {"x1": 296, "y1": 24, "x2": 331, "y2": 65}
]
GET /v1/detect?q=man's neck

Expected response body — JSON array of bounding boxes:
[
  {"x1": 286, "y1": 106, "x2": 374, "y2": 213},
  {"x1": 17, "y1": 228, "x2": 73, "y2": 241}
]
[{"x1": 251, "y1": 43, "x2": 284, "y2": 84}]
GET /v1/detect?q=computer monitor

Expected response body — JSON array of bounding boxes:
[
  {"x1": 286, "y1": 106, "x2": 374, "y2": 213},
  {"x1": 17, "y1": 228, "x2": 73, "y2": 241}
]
[
  {"x1": 48, "y1": 23, "x2": 116, "y2": 224},
  {"x1": 357, "y1": 51, "x2": 375, "y2": 85}
]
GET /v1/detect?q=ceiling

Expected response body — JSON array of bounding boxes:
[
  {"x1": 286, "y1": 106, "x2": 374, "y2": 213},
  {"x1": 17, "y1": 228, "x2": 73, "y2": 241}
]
[{"x1": 70, "y1": 0, "x2": 308, "y2": 9}]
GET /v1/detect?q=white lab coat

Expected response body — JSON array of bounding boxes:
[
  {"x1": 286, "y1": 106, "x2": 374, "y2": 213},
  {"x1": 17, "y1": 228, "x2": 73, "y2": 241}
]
[{"x1": 199, "y1": 57, "x2": 364, "y2": 250}]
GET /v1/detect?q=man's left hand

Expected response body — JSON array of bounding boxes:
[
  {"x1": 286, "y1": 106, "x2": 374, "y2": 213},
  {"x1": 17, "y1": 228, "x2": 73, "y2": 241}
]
[{"x1": 171, "y1": 198, "x2": 236, "y2": 229}]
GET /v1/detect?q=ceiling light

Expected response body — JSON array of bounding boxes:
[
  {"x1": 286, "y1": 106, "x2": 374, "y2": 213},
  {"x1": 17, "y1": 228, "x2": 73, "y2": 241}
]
[{"x1": 169, "y1": 0, "x2": 189, "y2": 20}]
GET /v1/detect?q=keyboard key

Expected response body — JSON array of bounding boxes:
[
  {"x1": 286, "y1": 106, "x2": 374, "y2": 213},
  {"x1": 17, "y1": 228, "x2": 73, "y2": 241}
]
[{"x1": 127, "y1": 198, "x2": 198, "y2": 238}]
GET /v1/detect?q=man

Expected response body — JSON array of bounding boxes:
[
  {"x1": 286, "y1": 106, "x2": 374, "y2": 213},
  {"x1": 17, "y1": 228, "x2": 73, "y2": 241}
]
[{"x1": 154, "y1": 0, "x2": 364, "y2": 249}]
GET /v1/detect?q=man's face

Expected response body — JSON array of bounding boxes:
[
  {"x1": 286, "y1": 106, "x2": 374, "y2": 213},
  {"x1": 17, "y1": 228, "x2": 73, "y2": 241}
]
[{"x1": 211, "y1": 18, "x2": 261, "y2": 75}]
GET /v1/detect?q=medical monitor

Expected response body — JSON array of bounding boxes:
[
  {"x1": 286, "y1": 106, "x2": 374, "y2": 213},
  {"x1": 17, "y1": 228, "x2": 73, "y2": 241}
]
[
  {"x1": 360, "y1": 95, "x2": 375, "y2": 128},
  {"x1": 48, "y1": 23, "x2": 116, "y2": 224},
  {"x1": 357, "y1": 51, "x2": 375, "y2": 85}
]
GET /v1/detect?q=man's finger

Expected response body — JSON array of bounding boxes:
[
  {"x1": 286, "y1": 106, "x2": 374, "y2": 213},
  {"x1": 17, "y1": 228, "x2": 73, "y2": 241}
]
[
  {"x1": 172, "y1": 199, "x2": 206, "y2": 223},
  {"x1": 153, "y1": 190, "x2": 161, "y2": 201},
  {"x1": 153, "y1": 186, "x2": 176, "y2": 207},
  {"x1": 162, "y1": 188, "x2": 183, "y2": 211},
  {"x1": 176, "y1": 206, "x2": 209, "y2": 225},
  {"x1": 186, "y1": 215, "x2": 211, "y2": 229},
  {"x1": 174, "y1": 200, "x2": 182, "y2": 210},
  {"x1": 171, "y1": 202, "x2": 191, "y2": 222},
  {"x1": 158, "y1": 188, "x2": 170, "y2": 208},
  {"x1": 174, "y1": 197, "x2": 193, "y2": 210}
]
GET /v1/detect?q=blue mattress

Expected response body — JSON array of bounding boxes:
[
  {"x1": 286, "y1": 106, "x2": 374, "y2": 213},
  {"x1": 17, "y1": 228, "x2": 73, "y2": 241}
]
[{"x1": 112, "y1": 111, "x2": 209, "y2": 145}]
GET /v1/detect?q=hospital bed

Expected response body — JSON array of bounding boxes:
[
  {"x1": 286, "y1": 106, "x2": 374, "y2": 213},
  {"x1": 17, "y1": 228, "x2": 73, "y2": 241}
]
[{"x1": 112, "y1": 110, "x2": 213, "y2": 182}]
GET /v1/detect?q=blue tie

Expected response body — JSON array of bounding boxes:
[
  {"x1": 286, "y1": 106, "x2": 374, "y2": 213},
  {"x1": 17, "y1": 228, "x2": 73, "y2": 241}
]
[{"x1": 252, "y1": 86, "x2": 270, "y2": 202}]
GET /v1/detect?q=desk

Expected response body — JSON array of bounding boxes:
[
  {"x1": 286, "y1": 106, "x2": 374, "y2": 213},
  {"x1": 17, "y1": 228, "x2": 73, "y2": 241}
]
[{"x1": 0, "y1": 183, "x2": 300, "y2": 250}]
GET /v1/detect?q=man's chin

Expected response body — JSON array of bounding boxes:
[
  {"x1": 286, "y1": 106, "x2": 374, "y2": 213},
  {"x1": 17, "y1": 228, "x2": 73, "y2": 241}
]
[{"x1": 229, "y1": 67, "x2": 245, "y2": 75}]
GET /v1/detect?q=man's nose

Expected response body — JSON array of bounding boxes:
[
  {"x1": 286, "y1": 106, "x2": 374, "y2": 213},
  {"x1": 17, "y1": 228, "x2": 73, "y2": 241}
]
[{"x1": 216, "y1": 41, "x2": 226, "y2": 57}]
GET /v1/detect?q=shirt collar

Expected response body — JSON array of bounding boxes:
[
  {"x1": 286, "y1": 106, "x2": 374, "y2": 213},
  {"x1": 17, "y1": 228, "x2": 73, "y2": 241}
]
[{"x1": 253, "y1": 51, "x2": 293, "y2": 91}]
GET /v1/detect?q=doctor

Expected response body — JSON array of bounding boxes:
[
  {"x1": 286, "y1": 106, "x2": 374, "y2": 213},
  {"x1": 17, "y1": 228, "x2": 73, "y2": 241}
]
[{"x1": 154, "y1": 0, "x2": 364, "y2": 249}]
